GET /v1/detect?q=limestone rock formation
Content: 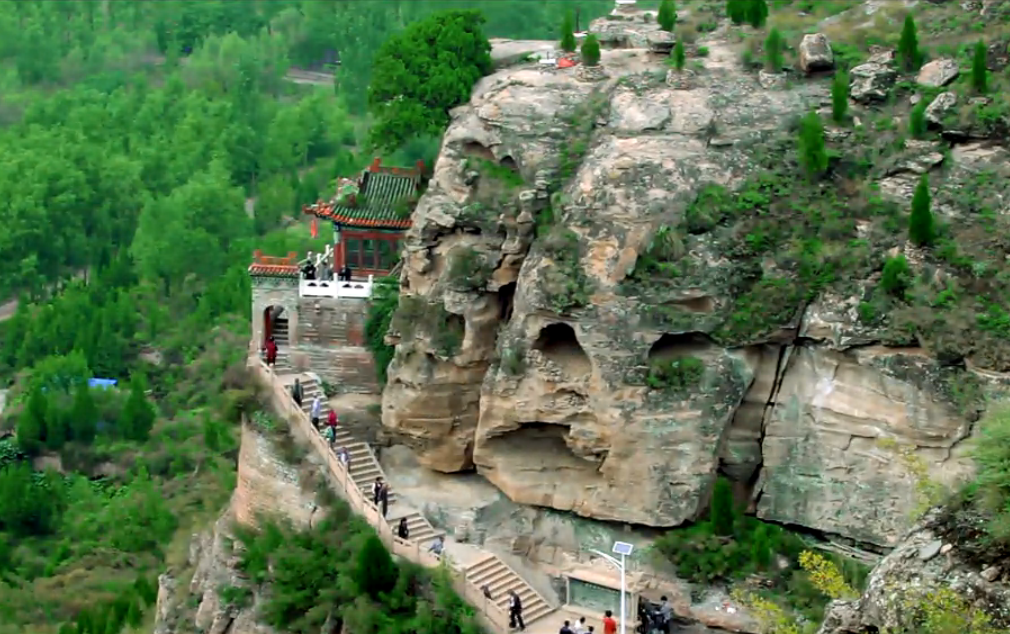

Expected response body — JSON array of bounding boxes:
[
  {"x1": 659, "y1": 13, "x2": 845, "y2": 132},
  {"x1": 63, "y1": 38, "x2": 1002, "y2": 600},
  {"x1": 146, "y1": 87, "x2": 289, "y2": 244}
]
[
  {"x1": 916, "y1": 58, "x2": 960, "y2": 88},
  {"x1": 381, "y1": 9, "x2": 1005, "y2": 546},
  {"x1": 817, "y1": 509, "x2": 1010, "y2": 634},
  {"x1": 798, "y1": 33, "x2": 834, "y2": 73}
]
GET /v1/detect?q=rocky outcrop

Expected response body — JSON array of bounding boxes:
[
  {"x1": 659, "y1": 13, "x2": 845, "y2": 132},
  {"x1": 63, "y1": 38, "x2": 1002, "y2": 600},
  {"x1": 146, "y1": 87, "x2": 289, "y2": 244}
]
[
  {"x1": 849, "y1": 51, "x2": 897, "y2": 103},
  {"x1": 817, "y1": 509, "x2": 1010, "y2": 634},
  {"x1": 798, "y1": 33, "x2": 834, "y2": 73},
  {"x1": 916, "y1": 58, "x2": 960, "y2": 87},
  {"x1": 381, "y1": 12, "x2": 998, "y2": 546}
]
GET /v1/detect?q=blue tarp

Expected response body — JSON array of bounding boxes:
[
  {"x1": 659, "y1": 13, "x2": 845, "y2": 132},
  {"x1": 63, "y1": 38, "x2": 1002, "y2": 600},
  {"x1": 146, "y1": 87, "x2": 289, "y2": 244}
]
[{"x1": 88, "y1": 378, "x2": 118, "y2": 389}]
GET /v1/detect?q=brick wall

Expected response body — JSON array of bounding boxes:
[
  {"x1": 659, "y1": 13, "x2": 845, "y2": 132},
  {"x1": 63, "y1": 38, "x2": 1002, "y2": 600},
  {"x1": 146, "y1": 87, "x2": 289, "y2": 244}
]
[
  {"x1": 233, "y1": 423, "x2": 316, "y2": 528},
  {"x1": 292, "y1": 296, "x2": 378, "y2": 393}
]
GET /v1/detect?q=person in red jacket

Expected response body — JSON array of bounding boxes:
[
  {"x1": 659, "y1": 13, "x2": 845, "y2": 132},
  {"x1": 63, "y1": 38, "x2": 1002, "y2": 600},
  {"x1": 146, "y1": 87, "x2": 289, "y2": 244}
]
[
  {"x1": 326, "y1": 409, "x2": 338, "y2": 448},
  {"x1": 264, "y1": 336, "x2": 277, "y2": 367}
]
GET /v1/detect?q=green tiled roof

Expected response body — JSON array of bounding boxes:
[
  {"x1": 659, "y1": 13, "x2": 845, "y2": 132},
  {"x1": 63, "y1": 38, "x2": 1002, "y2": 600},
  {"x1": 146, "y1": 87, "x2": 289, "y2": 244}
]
[{"x1": 331, "y1": 170, "x2": 418, "y2": 228}]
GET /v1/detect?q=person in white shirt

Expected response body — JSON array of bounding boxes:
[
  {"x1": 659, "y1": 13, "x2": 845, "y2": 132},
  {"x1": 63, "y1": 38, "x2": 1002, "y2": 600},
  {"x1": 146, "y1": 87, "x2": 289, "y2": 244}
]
[
  {"x1": 310, "y1": 395, "x2": 322, "y2": 428},
  {"x1": 572, "y1": 616, "x2": 587, "y2": 633}
]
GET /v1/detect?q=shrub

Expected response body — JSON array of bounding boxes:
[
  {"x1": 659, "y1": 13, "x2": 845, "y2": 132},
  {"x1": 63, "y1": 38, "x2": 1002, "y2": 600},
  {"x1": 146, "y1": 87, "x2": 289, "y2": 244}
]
[
  {"x1": 726, "y1": 0, "x2": 746, "y2": 24},
  {"x1": 672, "y1": 39, "x2": 686, "y2": 71},
  {"x1": 897, "y1": 15, "x2": 921, "y2": 71},
  {"x1": 560, "y1": 12, "x2": 577, "y2": 53},
  {"x1": 972, "y1": 39, "x2": 988, "y2": 93},
  {"x1": 747, "y1": 0, "x2": 769, "y2": 28},
  {"x1": 365, "y1": 276, "x2": 399, "y2": 386},
  {"x1": 646, "y1": 356, "x2": 704, "y2": 391},
  {"x1": 909, "y1": 100, "x2": 928, "y2": 138},
  {"x1": 581, "y1": 33, "x2": 601, "y2": 66},
  {"x1": 831, "y1": 71, "x2": 849, "y2": 123},
  {"x1": 352, "y1": 533, "x2": 399, "y2": 599},
  {"x1": 797, "y1": 111, "x2": 828, "y2": 178},
  {"x1": 657, "y1": 0, "x2": 677, "y2": 32},
  {"x1": 880, "y1": 255, "x2": 911, "y2": 296},
  {"x1": 764, "y1": 28, "x2": 783, "y2": 72},
  {"x1": 908, "y1": 173, "x2": 935, "y2": 247}
]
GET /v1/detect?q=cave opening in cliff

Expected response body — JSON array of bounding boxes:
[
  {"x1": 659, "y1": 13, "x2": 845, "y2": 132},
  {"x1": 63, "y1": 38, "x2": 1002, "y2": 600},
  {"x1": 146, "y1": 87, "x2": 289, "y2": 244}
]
[
  {"x1": 497, "y1": 282, "x2": 516, "y2": 322},
  {"x1": 486, "y1": 422, "x2": 590, "y2": 470},
  {"x1": 499, "y1": 155, "x2": 519, "y2": 171},
  {"x1": 533, "y1": 323, "x2": 592, "y2": 376},
  {"x1": 462, "y1": 141, "x2": 496, "y2": 162},
  {"x1": 647, "y1": 332, "x2": 713, "y2": 362}
]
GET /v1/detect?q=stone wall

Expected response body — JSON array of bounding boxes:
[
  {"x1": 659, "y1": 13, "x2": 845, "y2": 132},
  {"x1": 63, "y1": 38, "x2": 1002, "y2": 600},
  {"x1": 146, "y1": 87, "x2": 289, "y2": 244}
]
[
  {"x1": 251, "y1": 281, "x2": 300, "y2": 346},
  {"x1": 233, "y1": 423, "x2": 316, "y2": 527},
  {"x1": 293, "y1": 296, "x2": 378, "y2": 393}
]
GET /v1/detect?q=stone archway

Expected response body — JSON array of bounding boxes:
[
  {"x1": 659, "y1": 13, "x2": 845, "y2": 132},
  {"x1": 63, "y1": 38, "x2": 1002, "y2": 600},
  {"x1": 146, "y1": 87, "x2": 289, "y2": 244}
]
[{"x1": 262, "y1": 305, "x2": 289, "y2": 348}]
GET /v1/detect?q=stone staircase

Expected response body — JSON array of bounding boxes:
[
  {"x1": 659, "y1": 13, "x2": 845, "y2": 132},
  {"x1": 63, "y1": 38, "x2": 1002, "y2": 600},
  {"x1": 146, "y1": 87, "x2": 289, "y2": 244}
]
[
  {"x1": 271, "y1": 319, "x2": 293, "y2": 372},
  {"x1": 298, "y1": 318, "x2": 348, "y2": 346},
  {"x1": 295, "y1": 378, "x2": 443, "y2": 544},
  {"x1": 466, "y1": 554, "x2": 555, "y2": 626}
]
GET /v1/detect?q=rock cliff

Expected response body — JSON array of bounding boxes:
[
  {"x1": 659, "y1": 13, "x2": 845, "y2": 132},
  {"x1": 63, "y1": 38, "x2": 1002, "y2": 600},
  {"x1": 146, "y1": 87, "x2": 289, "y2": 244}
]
[{"x1": 381, "y1": 5, "x2": 1009, "y2": 547}]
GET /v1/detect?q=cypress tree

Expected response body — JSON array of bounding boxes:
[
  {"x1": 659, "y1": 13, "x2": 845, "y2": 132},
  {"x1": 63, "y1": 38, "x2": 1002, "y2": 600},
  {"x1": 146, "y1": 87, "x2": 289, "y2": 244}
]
[
  {"x1": 909, "y1": 174, "x2": 935, "y2": 246},
  {"x1": 352, "y1": 533, "x2": 398, "y2": 599},
  {"x1": 121, "y1": 375, "x2": 156, "y2": 441},
  {"x1": 709, "y1": 478, "x2": 736, "y2": 536},
  {"x1": 16, "y1": 386, "x2": 48, "y2": 456},
  {"x1": 831, "y1": 70, "x2": 849, "y2": 123},
  {"x1": 673, "y1": 38, "x2": 686, "y2": 71},
  {"x1": 897, "y1": 15, "x2": 921, "y2": 71},
  {"x1": 727, "y1": 0, "x2": 746, "y2": 24},
  {"x1": 560, "y1": 12, "x2": 577, "y2": 53},
  {"x1": 764, "y1": 28, "x2": 783, "y2": 72},
  {"x1": 909, "y1": 99, "x2": 927, "y2": 138},
  {"x1": 972, "y1": 40, "x2": 987, "y2": 93},
  {"x1": 658, "y1": 0, "x2": 677, "y2": 32},
  {"x1": 798, "y1": 110, "x2": 829, "y2": 178},
  {"x1": 581, "y1": 33, "x2": 601, "y2": 66},
  {"x1": 747, "y1": 0, "x2": 769, "y2": 29},
  {"x1": 70, "y1": 381, "x2": 98, "y2": 444}
]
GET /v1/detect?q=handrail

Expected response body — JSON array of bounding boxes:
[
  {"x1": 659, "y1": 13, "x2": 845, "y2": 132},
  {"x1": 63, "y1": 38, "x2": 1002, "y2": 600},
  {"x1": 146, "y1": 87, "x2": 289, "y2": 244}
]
[{"x1": 249, "y1": 357, "x2": 512, "y2": 632}]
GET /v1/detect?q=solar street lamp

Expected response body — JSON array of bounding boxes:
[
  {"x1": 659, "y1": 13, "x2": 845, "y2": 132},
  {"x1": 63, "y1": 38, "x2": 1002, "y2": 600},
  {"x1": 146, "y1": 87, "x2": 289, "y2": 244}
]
[{"x1": 590, "y1": 541, "x2": 634, "y2": 634}]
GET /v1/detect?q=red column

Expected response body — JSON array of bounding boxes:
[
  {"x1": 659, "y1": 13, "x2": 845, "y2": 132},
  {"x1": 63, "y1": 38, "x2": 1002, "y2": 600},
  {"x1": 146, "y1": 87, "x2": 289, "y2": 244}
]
[{"x1": 336, "y1": 227, "x2": 346, "y2": 270}]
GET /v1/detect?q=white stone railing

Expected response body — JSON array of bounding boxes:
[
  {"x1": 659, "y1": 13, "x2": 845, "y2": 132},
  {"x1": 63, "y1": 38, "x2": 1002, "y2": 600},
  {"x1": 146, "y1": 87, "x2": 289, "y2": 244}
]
[{"x1": 299, "y1": 276, "x2": 374, "y2": 299}]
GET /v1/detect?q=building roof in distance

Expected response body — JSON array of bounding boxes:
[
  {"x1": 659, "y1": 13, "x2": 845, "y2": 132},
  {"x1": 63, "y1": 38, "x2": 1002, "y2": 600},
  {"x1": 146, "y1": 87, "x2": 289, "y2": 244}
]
[
  {"x1": 248, "y1": 251, "x2": 301, "y2": 277},
  {"x1": 305, "y1": 158, "x2": 423, "y2": 230}
]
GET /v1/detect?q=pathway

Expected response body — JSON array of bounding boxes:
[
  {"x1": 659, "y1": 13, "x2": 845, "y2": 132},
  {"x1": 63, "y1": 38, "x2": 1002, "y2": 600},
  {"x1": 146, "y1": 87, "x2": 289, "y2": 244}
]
[{"x1": 258, "y1": 361, "x2": 559, "y2": 632}]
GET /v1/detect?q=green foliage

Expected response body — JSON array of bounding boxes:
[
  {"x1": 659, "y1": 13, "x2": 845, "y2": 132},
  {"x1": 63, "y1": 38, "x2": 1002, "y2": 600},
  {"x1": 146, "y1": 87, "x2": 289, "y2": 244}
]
[
  {"x1": 16, "y1": 386, "x2": 48, "y2": 456},
  {"x1": 646, "y1": 356, "x2": 704, "y2": 392},
  {"x1": 709, "y1": 477, "x2": 736, "y2": 536},
  {"x1": 727, "y1": 0, "x2": 747, "y2": 24},
  {"x1": 70, "y1": 381, "x2": 100, "y2": 445},
  {"x1": 831, "y1": 71, "x2": 849, "y2": 124},
  {"x1": 560, "y1": 13, "x2": 577, "y2": 53},
  {"x1": 764, "y1": 28, "x2": 783, "y2": 72},
  {"x1": 797, "y1": 111, "x2": 829, "y2": 178},
  {"x1": 122, "y1": 376, "x2": 156, "y2": 442},
  {"x1": 542, "y1": 229, "x2": 593, "y2": 313},
  {"x1": 0, "y1": 463, "x2": 65, "y2": 537},
  {"x1": 673, "y1": 39, "x2": 687, "y2": 71},
  {"x1": 581, "y1": 34, "x2": 602, "y2": 67},
  {"x1": 657, "y1": 0, "x2": 678, "y2": 32},
  {"x1": 909, "y1": 174, "x2": 935, "y2": 247},
  {"x1": 365, "y1": 277, "x2": 400, "y2": 386},
  {"x1": 880, "y1": 255, "x2": 912, "y2": 297},
  {"x1": 747, "y1": 0, "x2": 769, "y2": 28},
  {"x1": 446, "y1": 247, "x2": 493, "y2": 292},
  {"x1": 909, "y1": 100, "x2": 928, "y2": 138},
  {"x1": 353, "y1": 533, "x2": 399, "y2": 599},
  {"x1": 972, "y1": 40, "x2": 988, "y2": 94},
  {"x1": 368, "y1": 10, "x2": 493, "y2": 152},
  {"x1": 897, "y1": 14, "x2": 921, "y2": 72}
]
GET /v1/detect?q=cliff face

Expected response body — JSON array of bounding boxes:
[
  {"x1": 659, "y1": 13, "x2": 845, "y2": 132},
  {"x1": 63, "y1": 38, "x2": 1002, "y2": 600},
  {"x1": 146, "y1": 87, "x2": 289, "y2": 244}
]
[{"x1": 381, "y1": 8, "x2": 1005, "y2": 547}]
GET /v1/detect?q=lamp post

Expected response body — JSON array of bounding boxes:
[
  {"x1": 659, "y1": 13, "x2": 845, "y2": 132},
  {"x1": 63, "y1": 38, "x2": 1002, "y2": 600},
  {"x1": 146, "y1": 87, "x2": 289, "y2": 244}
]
[{"x1": 590, "y1": 541, "x2": 635, "y2": 634}]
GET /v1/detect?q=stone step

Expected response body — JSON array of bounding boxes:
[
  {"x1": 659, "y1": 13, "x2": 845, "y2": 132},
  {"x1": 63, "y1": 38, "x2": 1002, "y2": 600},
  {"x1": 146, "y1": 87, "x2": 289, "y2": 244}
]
[{"x1": 466, "y1": 556, "x2": 554, "y2": 626}]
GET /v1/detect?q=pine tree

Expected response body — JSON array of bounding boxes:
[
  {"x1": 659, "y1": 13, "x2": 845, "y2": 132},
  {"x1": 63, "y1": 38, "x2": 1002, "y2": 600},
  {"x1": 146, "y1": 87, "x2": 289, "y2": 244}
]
[
  {"x1": 764, "y1": 28, "x2": 783, "y2": 72},
  {"x1": 897, "y1": 15, "x2": 921, "y2": 71},
  {"x1": 134, "y1": 575, "x2": 159, "y2": 607},
  {"x1": 909, "y1": 100, "x2": 927, "y2": 138},
  {"x1": 121, "y1": 375, "x2": 156, "y2": 441},
  {"x1": 909, "y1": 174, "x2": 935, "y2": 247},
  {"x1": 751, "y1": 523, "x2": 772, "y2": 567},
  {"x1": 672, "y1": 39, "x2": 686, "y2": 71},
  {"x1": 125, "y1": 596, "x2": 143, "y2": 628},
  {"x1": 798, "y1": 110, "x2": 829, "y2": 178},
  {"x1": 581, "y1": 33, "x2": 601, "y2": 66},
  {"x1": 831, "y1": 70, "x2": 849, "y2": 124},
  {"x1": 560, "y1": 12, "x2": 577, "y2": 53},
  {"x1": 352, "y1": 533, "x2": 398, "y2": 599},
  {"x1": 881, "y1": 255, "x2": 911, "y2": 296},
  {"x1": 747, "y1": 0, "x2": 769, "y2": 28},
  {"x1": 16, "y1": 386, "x2": 48, "y2": 456},
  {"x1": 972, "y1": 40, "x2": 988, "y2": 93},
  {"x1": 726, "y1": 0, "x2": 746, "y2": 24},
  {"x1": 709, "y1": 478, "x2": 736, "y2": 536},
  {"x1": 657, "y1": 0, "x2": 677, "y2": 32},
  {"x1": 71, "y1": 381, "x2": 98, "y2": 444}
]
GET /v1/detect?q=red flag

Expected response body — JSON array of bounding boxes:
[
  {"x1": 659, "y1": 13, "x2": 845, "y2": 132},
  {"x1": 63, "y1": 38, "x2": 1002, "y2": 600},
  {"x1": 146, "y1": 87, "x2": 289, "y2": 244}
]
[{"x1": 310, "y1": 217, "x2": 319, "y2": 239}]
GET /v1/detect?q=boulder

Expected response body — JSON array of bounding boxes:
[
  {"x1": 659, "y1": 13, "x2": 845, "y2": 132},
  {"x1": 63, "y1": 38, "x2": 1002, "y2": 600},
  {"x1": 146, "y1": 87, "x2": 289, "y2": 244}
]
[
  {"x1": 798, "y1": 33, "x2": 835, "y2": 73},
  {"x1": 850, "y1": 60, "x2": 897, "y2": 103},
  {"x1": 916, "y1": 58, "x2": 960, "y2": 87},
  {"x1": 925, "y1": 91, "x2": 958, "y2": 126}
]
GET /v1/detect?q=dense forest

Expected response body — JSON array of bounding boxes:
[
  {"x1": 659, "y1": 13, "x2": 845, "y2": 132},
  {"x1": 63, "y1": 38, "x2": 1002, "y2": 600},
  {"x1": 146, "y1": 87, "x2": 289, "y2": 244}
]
[{"x1": 0, "y1": 2, "x2": 614, "y2": 633}]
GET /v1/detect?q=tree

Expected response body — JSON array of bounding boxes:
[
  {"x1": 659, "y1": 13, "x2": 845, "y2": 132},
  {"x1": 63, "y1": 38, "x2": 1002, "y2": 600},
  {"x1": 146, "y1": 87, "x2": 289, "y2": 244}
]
[
  {"x1": 16, "y1": 386, "x2": 48, "y2": 456},
  {"x1": 764, "y1": 28, "x2": 783, "y2": 72},
  {"x1": 831, "y1": 71, "x2": 849, "y2": 123},
  {"x1": 897, "y1": 14, "x2": 921, "y2": 71},
  {"x1": 798, "y1": 111, "x2": 829, "y2": 178},
  {"x1": 581, "y1": 33, "x2": 601, "y2": 66},
  {"x1": 909, "y1": 100, "x2": 928, "y2": 138},
  {"x1": 909, "y1": 174, "x2": 935, "y2": 247},
  {"x1": 709, "y1": 477, "x2": 736, "y2": 536},
  {"x1": 657, "y1": 0, "x2": 677, "y2": 32},
  {"x1": 672, "y1": 39, "x2": 686, "y2": 72},
  {"x1": 121, "y1": 375, "x2": 156, "y2": 441},
  {"x1": 560, "y1": 12, "x2": 576, "y2": 53},
  {"x1": 367, "y1": 10, "x2": 492, "y2": 153},
  {"x1": 71, "y1": 381, "x2": 99, "y2": 444},
  {"x1": 972, "y1": 40, "x2": 988, "y2": 93},
  {"x1": 881, "y1": 255, "x2": 912, "y2": 296},
  {"x1": 726, "y1": 0, "x2": 746, "y2": 24},
  {"x1": 747, "y1": 0, "x2": 769, "y2": 29},
  {"x1": 352, "y1": 533, "x2": 398, "y2": 600}
]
